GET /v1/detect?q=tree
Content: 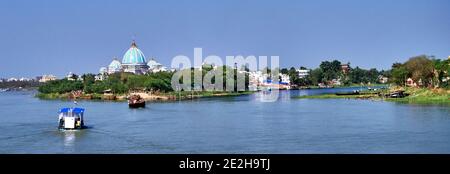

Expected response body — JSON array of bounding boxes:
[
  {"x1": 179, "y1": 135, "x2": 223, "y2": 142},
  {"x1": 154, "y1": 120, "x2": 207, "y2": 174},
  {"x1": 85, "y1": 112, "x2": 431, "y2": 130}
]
[
  {"x1": 82, "y1": 74, "x2": 95, "y2": 84},
  {"x1": 126, "y1": 75, "x2": 147, "y2": 90},
  {"x1": 349, "y1": 66, "x2": 365, "y2": 84},
  {"x1": 103, "y1": 77, "x2": 128, "y2": 94},
  {"x1": 38, "y1": 79, "x2": 83, "y2": 94},
  {"x1": 81, "y1": 74, "x2": 96, "y2": 93},
  {"x1": 391, "y1": 65, "x2": 409, "y2": 86},
  {"x1": 319, "y1": 60, "x2": 342, "y2": 83},
  {"x1": 404, "y1": 55, "x2": 434, "y2": 87},
  {"x1": 287, "y1": 67, "x2": 300, "y2": 86},
  {"x1": 432, "y1": 58, "x2": 450, "y2": 88},
  {"x1": 145, "y1": 78, "x2": 171, "y2": 92},
  {"x1": 392, "y1": 62, "x2": 403, "y2": 69},
  {"x1": 309, "y1": 68, "x2": 324, "y2": 85},
  {"x1": 380, "y1": 69, "x2": 392, "y2": 78},
  {"x1": 367, "y1": 68, "x2": 379, "y2": 83}
]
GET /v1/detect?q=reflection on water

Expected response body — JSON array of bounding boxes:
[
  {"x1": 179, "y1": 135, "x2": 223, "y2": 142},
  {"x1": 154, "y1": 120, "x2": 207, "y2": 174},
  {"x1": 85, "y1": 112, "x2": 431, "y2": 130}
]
[
  {"x1": 0, "y1": 89, "x2": 449, "y2": 154},
  {"x1": 297, "y1": 86, "x2": 373, "y2": 96},
  {"x1": 62, "y1": 131, "x2": 76, "y2": 147}
]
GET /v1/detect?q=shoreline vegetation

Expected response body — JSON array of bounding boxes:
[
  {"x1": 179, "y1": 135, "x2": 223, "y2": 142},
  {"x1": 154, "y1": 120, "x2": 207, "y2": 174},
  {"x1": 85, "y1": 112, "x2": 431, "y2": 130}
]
[
  {"x1": 36, "y1": 90, "x2": 255, "y2": 101},
  {"x1": 35, "y1": 68, "x2": 257, "y2": 102},
  {"x1": 297, "y1": 55, "x2": 450, "y2": 104},
  {"x1": 297, "y1": 86, "x2": 450, "y2": 104}
]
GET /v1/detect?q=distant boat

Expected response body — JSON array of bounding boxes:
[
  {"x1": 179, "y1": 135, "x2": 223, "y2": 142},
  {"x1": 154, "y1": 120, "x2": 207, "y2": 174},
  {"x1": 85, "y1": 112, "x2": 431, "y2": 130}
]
[
  {"x1": 0, "y1": 88, "x2": 9, "y2": 92},
  {"x1": 335, "y1": 90, "x2": 360, "y2": 96},
  {"x1": 128, "y1": 94, "x2": 145, "y2": 108},
  {"x1": 58, "y1": 107, "x2": 86, "y2": 130},
  {"x1": 389, "y1": 90, "x2": 406, "y2": 98},
  {"x1": 261, "y1": 87, "x2": 272, "y2": 94}
]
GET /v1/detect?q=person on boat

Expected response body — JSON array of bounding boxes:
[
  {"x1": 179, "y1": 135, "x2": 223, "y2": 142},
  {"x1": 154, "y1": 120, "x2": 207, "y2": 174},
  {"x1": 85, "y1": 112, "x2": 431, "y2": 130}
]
[
  {"x1": 76, "y1": 117, "x2": 81, "y2": 128},
  {"x1": 58, "y1": 113, "x2": 64, "y2": 127}
]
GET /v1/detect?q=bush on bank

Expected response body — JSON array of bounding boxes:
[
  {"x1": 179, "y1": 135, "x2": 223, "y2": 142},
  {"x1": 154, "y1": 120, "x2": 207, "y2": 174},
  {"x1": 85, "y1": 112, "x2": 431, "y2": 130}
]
[{"x1": 37, "y1": 67, "x2": 250, "y2": 95}]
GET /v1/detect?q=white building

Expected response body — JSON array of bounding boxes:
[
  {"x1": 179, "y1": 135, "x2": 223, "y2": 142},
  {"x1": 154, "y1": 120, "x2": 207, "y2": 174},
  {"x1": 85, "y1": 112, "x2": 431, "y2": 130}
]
[
  {"x1": 248, "y1": 71, "x2": 264, "y2": 91},
  {"x1": 19, "y1": 77, "x2": 31, "y2": 82},
  {"x1": 331, "y1": 79, "x2": 341, "y2": 86},
  {"x1": 95, "y1": 74, "x2": 105, "y2": 81},
  {"x1": 147, "y1": 58, "x2": 168, "y2": 73},
  {"x1": 378, "y1": 75, "x2": 389, "y2": 84},
  {"x1": 7, "y1": 78, "x2": 18, "y2": 82},
  {"x1": 107, "y1": 59, "x2": 123, "y2": 74},
  {"x1": 247, "y1": 71, "x2": 292, "y2": 90},
  {"x1": 99, "y1": 41, "x2": 168, "y2": 75},
  {"x1": 38, "y1": 75, "x2": 57, "y2": 83},
  {"x1": 99, "y1": 67, "x2": 107, "y2": 74},
  {"x1": 280, "y1": 74, "x2": 291, "y2": 85},
  {"x1": 66, "y1": 72, "x2": 78, "y2": 81}
]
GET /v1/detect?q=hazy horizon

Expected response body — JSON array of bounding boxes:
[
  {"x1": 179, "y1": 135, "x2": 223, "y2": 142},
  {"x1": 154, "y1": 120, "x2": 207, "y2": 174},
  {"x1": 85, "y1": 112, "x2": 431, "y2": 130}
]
[{"x1": 1, "y1": 0, "x2": 449, "y2": 78}]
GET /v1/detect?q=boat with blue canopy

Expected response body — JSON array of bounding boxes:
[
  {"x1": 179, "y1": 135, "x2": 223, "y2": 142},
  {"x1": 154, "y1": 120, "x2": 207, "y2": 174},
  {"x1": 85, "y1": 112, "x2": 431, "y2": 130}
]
[{"x1": 58, "y1": 107, "x2": 85, "y2": 130}]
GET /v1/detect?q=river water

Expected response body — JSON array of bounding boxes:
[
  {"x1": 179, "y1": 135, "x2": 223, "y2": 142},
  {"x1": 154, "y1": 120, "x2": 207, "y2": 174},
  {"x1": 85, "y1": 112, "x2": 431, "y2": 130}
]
[{"x1": 0, "y1": 87, "x2": 449, "y2": 153}]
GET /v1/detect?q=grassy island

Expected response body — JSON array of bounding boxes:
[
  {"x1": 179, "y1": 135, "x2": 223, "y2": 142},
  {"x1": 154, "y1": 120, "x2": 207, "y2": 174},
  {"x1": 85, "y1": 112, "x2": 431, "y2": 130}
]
[
  {"x1": 384, "y1": 87, "x2": 449, "y2": 104},
  {"x1": 297, "y1": 91, "x2": 380, "y2": 99},
  {"x1": 297, "y1": 87, "x2": 449, "y2": 104}
]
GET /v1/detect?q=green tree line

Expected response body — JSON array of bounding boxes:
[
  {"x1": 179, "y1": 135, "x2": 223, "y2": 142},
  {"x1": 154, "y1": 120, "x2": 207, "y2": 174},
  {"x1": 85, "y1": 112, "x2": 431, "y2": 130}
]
[
  {"x1": 282, "y1": 60, "x2": 389, "y2": 87},
  {"x1": 37, "y1": 55, "x2": 449, "y2": 94},
  {"x1": 38, "y1": 72, "x2": 174, "y2": 94},
  {"x1": 391, "y1": 55, "x2": 449, "y2": 88},
  {"x1": 38, "y1": 65, "x2": 249, "y2": 94}
]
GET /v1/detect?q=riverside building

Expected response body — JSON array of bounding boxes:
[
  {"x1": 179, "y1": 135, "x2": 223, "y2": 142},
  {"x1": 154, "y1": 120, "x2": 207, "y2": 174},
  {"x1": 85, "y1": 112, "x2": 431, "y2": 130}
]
[{"x1": 99, "y1": 40, "x2": 168, "y2": 76}]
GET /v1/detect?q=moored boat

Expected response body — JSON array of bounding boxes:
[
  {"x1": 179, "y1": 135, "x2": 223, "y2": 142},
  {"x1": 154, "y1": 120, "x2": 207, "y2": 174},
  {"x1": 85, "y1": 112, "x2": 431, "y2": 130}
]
[
  {"x1": 389, "y1": 90, "x2": 407, "y2": 98},
  {"x1": 128, "y1": 94, "x2": 145, "y2": 108},
  {"x1": 335, "y1": 90, "x2": 360, "y2": 95}
]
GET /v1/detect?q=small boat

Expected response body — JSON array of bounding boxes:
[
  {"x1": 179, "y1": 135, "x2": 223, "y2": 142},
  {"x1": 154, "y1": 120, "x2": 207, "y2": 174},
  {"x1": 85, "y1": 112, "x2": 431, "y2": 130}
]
[
  {"x1": 58, "y1": 107, "x2": 85, "y2": 130},
  {"x1": 389, "y1": 90, "x2": 406, "y2": 98},
  {"x1": 335, "y1": 90, "x2": 360, "y2": 96},
  {"x1": 128, "y1": 94, "x2": 145, "y2": 108},
  {"x1": 261, "y1": 87, "x2": 272, "y2": 94}
]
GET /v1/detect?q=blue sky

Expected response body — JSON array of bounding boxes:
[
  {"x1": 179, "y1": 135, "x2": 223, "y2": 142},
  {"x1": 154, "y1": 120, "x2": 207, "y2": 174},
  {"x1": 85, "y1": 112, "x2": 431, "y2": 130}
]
[{"x1": 0, "y1": 0, "x2": 449, "y2": 78}]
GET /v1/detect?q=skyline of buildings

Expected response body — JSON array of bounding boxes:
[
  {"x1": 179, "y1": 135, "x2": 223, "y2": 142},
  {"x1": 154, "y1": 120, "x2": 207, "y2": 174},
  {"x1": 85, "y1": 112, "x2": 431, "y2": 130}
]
[{"x1": 2, "y1": 43, "x2": 446, "y2": 87}]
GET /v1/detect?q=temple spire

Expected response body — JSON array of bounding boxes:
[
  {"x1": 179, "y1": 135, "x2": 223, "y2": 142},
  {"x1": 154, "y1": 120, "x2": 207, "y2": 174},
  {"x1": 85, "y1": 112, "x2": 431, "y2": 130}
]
[{"x1": 131, "y1": 40, "x2": 137, "y2": 48}]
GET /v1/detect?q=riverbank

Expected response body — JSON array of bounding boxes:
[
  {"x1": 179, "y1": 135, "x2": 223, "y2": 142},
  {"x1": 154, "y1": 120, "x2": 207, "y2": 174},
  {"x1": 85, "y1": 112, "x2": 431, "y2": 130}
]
[
  {"x1": 297, "y1": 87, "x2": 450, "y2": 104},
  {"x1": 296, "y1": 83, "x2": 387, "y2": 89},
  {"x1": 385, "y1": 87, "x2": 450, "y2": 104},
  {"x1": 36, "y1": 90, "x2": 255, "y2": 101},
  {"x1": 0, "y1": 87, "x2": 38, "y2": 92}
]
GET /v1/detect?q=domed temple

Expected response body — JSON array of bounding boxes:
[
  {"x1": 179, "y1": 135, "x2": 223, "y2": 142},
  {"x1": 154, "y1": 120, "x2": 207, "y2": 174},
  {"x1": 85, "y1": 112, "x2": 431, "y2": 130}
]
[
  {"x1": 97, "y1": 40, "x2": 168, "y2": 79},
  {"x1": 121, "y1": 41, "x2": 149, "y2": 74},
  {"x1": 108, "y1": 58, "x2": 122, "y2": 74}
]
